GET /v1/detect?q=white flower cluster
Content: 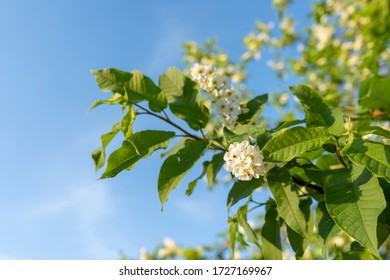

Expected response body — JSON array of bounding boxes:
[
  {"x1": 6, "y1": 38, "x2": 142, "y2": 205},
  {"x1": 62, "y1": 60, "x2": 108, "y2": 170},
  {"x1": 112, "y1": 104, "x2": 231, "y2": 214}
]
[
  {"x1": 157, "y1": 237, "x2": 180, "y2": 259},
  {"x1": 190, "y1": 63, "x2": 227, "y2": 93},
  {"x1": 190, "y1": 63, "x2": 247, "y2": 128},
  {"x1": 224, "y1": 140, "x2": 274, "y2": 181},
  {"x1": 242, "y1": 22, "x2": 274, "y2": 61}
]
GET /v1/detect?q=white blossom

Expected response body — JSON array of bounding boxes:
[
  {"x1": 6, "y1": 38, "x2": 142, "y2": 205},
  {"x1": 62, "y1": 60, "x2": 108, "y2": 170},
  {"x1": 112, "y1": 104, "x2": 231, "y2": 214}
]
[
  {"x1": 138, "y1": 247, "x2": 148, "y2": 260},
  {"x1": 280, "y1": 16, "x2": 295, "y2": 35},
  {"x1": 223, "y1": 140, "x2": 267, "y2": 181},
  {"x1": 157, "y1": 237, "x2": 177, "y2": 258},
  {"x1": 312, "y1": 24, "x2": 334, "y2": 50},
  {"x1": 190, "y1": 63, "x2": 225, "y2": 93},
  {"x1": 190, "y1": 64, "x2": 247, "y2": 128}
]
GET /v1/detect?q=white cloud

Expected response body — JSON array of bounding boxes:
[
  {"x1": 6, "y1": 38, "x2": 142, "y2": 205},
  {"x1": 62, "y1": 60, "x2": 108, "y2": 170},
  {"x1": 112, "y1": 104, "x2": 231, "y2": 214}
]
[
  {"x1": 31, "y1": 182, "x2": 113, "y2": 224},
  {"x1": 29, "y1": 180, "x2": 118, "y2": 259}
]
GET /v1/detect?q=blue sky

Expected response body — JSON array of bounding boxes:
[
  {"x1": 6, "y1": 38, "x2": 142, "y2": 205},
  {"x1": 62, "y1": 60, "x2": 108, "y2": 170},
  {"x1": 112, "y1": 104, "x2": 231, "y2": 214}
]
[{"x1": 0, "y1": 0, "x2": 309, "y2": 259}]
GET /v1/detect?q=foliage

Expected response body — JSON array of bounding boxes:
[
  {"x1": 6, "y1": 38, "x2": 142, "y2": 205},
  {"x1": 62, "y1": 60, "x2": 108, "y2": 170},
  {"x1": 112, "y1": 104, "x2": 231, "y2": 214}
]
[{"x1": 90, "y1": 0, "x2": 390, "y2": 260}]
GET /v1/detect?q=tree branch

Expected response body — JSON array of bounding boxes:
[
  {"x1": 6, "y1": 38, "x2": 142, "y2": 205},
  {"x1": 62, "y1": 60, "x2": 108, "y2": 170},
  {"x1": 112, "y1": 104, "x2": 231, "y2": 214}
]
[
  {"x1": 133, "y1": 103, "x2": 227, "y2": 151},
  {"x1": 292, "y1": 175, "x2": 324, "y2": 194}
]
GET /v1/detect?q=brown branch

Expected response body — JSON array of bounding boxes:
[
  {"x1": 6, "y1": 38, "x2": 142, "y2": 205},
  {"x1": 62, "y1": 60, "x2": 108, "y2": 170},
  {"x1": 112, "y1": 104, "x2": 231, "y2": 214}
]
[
  {"x1": 133, "y1": 103, "x2": 227, "y2": 151},
  {"x1": 292, "y1": 175, "x2": 324, "y2": 194}
]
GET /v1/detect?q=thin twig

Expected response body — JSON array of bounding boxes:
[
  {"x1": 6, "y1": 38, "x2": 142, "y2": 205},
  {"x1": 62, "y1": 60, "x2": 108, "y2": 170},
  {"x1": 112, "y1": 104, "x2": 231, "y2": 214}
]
[
  {"x1": 133, "y1": 103, "x2": 226, "y2": 151},
  {"x1": 200, "y1": 128, "x2": 207, "y2": 139},
  {"x1": 249, "y1": 203, "x2": 267, "y2": 212},
  {"x1": 133, "y1": 103, "x2": 203, "y2": 141},
  {"x1": 162, "y1": 109, "x2": 169, "y2": 120}
]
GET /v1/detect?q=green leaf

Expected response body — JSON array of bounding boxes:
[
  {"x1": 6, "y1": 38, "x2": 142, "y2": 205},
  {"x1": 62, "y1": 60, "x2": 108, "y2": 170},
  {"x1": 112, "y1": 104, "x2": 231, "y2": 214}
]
[
  {"x1": 121, "y1": 106, "x2": 136, "y2": 139},
  {"x1": 92, "y1": 68, "x2": 132, "y2": 94},
  {"x1": 186, "y1": 161, "x2": 209, "y2": 196},
  {"x1": 262, "y1": 126, "x2": 332, "y2": 162},
  {"x1": 268, "y1": 119, "x2": 305, "y2": 133},
  {"x1": 267, "y1": 167, "x2": 307, "y2": 238},
  {"x1": 92, "y1": 122, "x2": 122, "y2": 171},
  {"x1": 237, "y1": 205, "x2": 260, "y2": 247},
  {"x1": 287, "y1": 198, "x2": 314, "y2": 259},
  {"x1": 160, "y1": 138, "x2": 187, "y2": 158},
  {"x1": 223, "y1": 125, "x2": 264, "y2": 145},
  {"x1": 100, "y1": 140, "x2": 139, "y2": 179},
  {"x1": 316, "y1": 154, "x2": 341, "y2": 171},
  {"x1": 227, "y1": 178, "x2": 264, "y2": 211},
  {"x1": 359, "y1": 77, "x2": 390, "y2": 111},
  {"x1": 237, "y1": 94, "x2": 268, "y2": 124},
  {"x1": 158, "y1": 140, "x2": 209, "y2": 207},
  {"x1": 345, "y1": 137, "x2": 390, "y2": 182},
  {"x1": 92, "y1": 68, "x2": 168, "y2": 112},
  {"x1": 206, "y1": 153, "x2": 224, "y2": 187},
  {"x1": 256, "y1": 132, "x2": 272, "y2": 150},
  {"x1": 101, "y1": 122, "x2": 122, "y2": 148},
  {"x1": 357, "y1": 126, "x2": 390, "y2": 139},
  {"x1": 261, "y1": 200, "x2": 283, "y2": 260},
  {"x1": 315, "y1": 201, "x2": 339, "y2": 259},
  {"x1": 229, "y1": 221, "x2": 238, "y2": 259},
  {"x1": 159, "y1": 67, "x2": 210, "y2": 130},
  {"x1": 88, "y1": 93, "x2": 123, "y2": 111},
  {"x1": 101, "y1": 130, "x2": 175, "y2": 178},
  {"x1": 290, "y1": 85, "x2": 345, "y2": 136},
  {"x1": 324, "y1": 165, "x2": 386, "y2": 258},
  {"x1": 126, "y1": 70, "x2": 167, "y2": 112},
  {"x1": 287, "y1": 157, "x2": 325, "y2": 187},
  {"x1": 333, "y1": 250, "x2": 377, "y2": 260},
  {"x1": 223, "y1": 127, "x2": 246, "y2": 144},
  {"x1": 377, "y1": 179, "x2": 390, "y2": 246},
  {"x1": 128, "y1": 130, "x2": 175, "y2": 170}
]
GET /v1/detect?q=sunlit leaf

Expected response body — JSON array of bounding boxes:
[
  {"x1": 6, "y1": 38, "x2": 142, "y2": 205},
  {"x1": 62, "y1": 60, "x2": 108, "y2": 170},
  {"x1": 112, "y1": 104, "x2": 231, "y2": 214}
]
[
  {"x1": 159, "y1": 67, "x2": 209, "y2": 130},
  {"x1": 92, "y1": 122, "x2": 122, "y2": 171},
  {"x1": 359, "y1": 77, "x2": 390, "y2": 111},
  {"x1": 333, "y1": 250, "x2": 377, "y2": 260},
  {"x1": 237, "y1": 94, "x2": 268, "y2": 124},
  {"x1": 206, "y1": 153, "x2": 224, "y2": 187},
  {"x1": 267, "y1": 167, "x2": 307, "y2": 238},
  {"x1": 101, "y1": 130, "x2": 175, "y2": 178},
  {"x1": 290, "y1": 85, "x2": 345, "y2": 136},
  {"x1": 261, "y1": 200, "x2": 283, "y2": 260},
  {"x1": 325, "y1": 165, "x2": 386, "y2": 258},
  {"x1": 315, "y1": 201, "x2": 339, "y2": 259},
  {"x1": 262, "y1": 126, "x2": 332, "y2": 162},
  {"x1": 92, "y1": 68, "x2": 132, "y2": 94},
  {"x1": 121, "y1": 106, "x2": 136, "y2": 139},
  {"x1": 237, "y1": 205, "x2": 260, "y2": 247},
  {"x1": 158, "y1": 140, "x2": 209, "y2": 207},
  {"x1": 126, "y1": 70, "x2": 167, "y2": 112},
  {"x1": 287, "y1": 197, "x2": 314, "y2": 259},
  {"x1": 88, "y1": 93, "x2": 123, "y2": 111},
  {"x1": 345, "y1": 137, "x2": 390, "y2": 182},
  {"x1": 227, "y1": 178, "x2": 264, "y2": 211}
]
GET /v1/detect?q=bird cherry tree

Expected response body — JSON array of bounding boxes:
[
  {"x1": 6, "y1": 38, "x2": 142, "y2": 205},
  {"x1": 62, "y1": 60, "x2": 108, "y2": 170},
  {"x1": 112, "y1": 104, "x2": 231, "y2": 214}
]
[{"x1": 90, "y1": 0, "x2": 390, "y2": 260}]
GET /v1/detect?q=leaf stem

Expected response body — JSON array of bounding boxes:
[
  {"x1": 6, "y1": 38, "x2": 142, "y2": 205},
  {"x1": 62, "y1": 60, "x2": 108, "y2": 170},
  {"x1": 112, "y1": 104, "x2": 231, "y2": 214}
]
[
  {"x1": 162, "y1": 109, "x2": 170, "y2": 120},
  {"x1": 334, "y1": 136, "x2": 348, "y2": 169},
  {"x1": 249, "y1": 202, "x2": 267, "y2": 212}
]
